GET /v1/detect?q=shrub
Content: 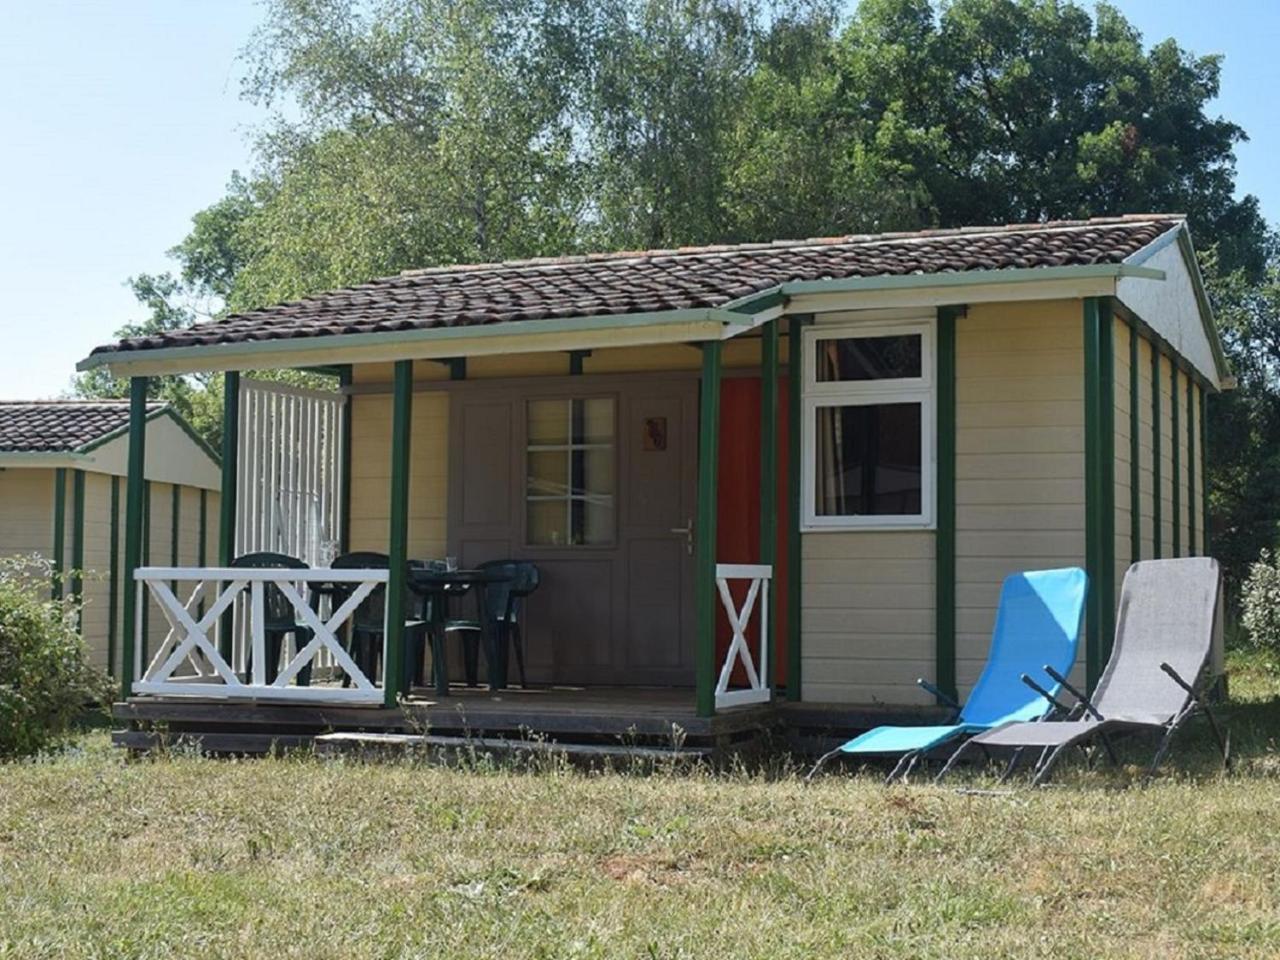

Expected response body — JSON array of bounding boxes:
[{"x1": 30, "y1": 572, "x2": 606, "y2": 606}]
[
  {"x1": 0, "y1": 557, "x2": 110, "y2": 758},
  {"x1": 1240, "y1": 549, "x2": 1280, "y2": 652}
]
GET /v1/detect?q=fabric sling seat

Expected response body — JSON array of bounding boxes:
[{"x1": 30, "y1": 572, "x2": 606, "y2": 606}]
[
  {"x1": 806, "y1": 567, "x2": 1087, "y2": 783},
  {"x1": 936, "y1": 557, "x2": 1228, "y2": 786}
]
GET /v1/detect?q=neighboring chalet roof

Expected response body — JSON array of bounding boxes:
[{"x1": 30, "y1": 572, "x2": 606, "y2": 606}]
[
  {"x1": 78, "y1": 214, "x2": 1226, "y2": 388},
  {"x1": 0, "y1": 400, "x2": 164, "y2": 453}
]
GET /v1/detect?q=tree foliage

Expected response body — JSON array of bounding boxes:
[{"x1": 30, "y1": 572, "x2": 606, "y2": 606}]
[{"x1": 78, "y1": 0, "x2": 1278, "y2": 582}]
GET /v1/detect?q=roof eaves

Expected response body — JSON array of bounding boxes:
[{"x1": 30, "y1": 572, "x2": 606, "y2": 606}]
[{"x1": 77, "y1": 307, "x2": 754, "y2": 375}]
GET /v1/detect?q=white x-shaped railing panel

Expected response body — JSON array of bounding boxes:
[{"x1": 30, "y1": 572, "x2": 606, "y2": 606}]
[
  {"x1": 714, "y1": 563, "x2": 772, "y2": 710},
  {"x1": 132, "y1": 566, "x2": 390, "y2": 704}
]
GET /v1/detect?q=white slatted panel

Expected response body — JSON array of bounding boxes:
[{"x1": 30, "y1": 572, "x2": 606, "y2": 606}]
[{"x1": 235, "y1": 379, "x2": 345, "y2": 565}]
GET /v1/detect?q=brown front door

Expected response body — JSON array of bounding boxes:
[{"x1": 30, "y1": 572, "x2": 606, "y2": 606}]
[{"x1": 447, "y1": 374, "x2": 698, "y2": 686}]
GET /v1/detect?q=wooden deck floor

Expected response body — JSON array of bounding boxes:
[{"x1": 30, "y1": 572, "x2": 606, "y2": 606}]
[{"x1": 111, "y1": 685, "x2": 951, "y2": 755}]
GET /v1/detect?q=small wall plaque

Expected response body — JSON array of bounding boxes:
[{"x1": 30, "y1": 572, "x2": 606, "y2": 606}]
[{"x1": 642, "y1": 416, "x2": 668, "y2": 451}]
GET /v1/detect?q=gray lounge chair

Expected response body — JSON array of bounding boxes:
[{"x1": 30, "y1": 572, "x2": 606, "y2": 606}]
[{"x1": 935, "y1": 557, "x2": 1229, "y2": 786}]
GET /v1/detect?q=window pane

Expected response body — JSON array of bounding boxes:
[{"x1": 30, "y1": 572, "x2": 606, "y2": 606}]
[
  {"x1": 528, "y1": 399, "x2": 568, "y2": 445},
  {"x1": 527, "y1": 450, "x2": 568, "y2": 496},
  {"x1": 814, "y1": 403, "x2": 922, "y2": 517},
  {"x1": 815, "y1": 334, "x2": 922, "y2": 382},
  {"x1": 526, "y1": 396, "x2": 616, "y2": 545},
  {"x1": 528, "y1": 499, "x2": 569, "y2": 546}
]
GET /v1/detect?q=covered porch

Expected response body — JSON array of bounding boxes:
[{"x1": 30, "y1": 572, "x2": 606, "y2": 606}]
[{"x1": 102, "y1": 308, "x2": 802, "y2": 734}]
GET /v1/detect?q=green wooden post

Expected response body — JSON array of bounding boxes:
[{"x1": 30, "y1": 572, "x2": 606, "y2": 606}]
[
  {"x1": 384, "y1": 359, "x2": 413, "y2": 707},
  {"x1": 1171, "y1": 367, "x2": 1181, "y2": 558},
  {"x1": 197, "y1": 488, "x2": 207, "y2": 618},
  {"x1": 786, "y1": 315, "x2": 807, "y2": 702},
  {"x1": 141, "y1": 481, "x2": 152, "y2": 664},
  {"x1": 1083, "y1": 298, "x2": 1115, "y2": 689},
  {"x1": 51, "y1": 468, "x2": 66, "y2": 600},
  {"x1": 218, "y1": 371, "x2": 240, "y2": 659},
  {"x1": 338, "y1": 365, "x2": 353, "y2": 552},
  {"x1": 935, "y1": 306, "x2": 959, "y2": 704},
  {"x1": 170, "y1": 483, "x2": 181, "y2": 596},
  {"x1": 1129, "y1": 322, "x2": 1141, "y2": 562},
  {"x1": 1187, "y1": 376, "x2": 1196, "y2": 555},
  {"x1": 695, "y1": 340, "x2": 722, "y2": 718},
  {"x1": 1151, "y1": 349, "x2": 1162, "y2": 559},
  {"x1": 71, "y1": 470, "x2": 85, "y2": 627},
  {"x1": 1201, "y1": 385, "x2": 1210, "y2": 555},
  {"x1": 107, "y1": 475, "x2": 120, "y2": 677},
  {"x1": 759, "y1": 320, "x2": 779, "y2": 693},
  {"x1": 120, "y1": 377, "x2": 148, "y2": 700}
]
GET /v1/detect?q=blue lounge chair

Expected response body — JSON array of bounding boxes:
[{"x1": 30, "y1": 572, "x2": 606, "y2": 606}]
[{"x1": 806, "y1": 567, "x2": 1087, "y2": 783}]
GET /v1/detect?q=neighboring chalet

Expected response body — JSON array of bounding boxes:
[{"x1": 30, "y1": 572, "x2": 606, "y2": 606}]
[
  {"x1": 0, "y1": 401, "x2": 221, "y2": 670},
  {"x1": 77, "y1": 215, "x2": 1227, "y2": 752}
]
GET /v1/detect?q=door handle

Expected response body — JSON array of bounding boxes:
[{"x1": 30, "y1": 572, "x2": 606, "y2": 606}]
[{"x1": 670, "y1": 518, "x2": 694, "y2": 555}]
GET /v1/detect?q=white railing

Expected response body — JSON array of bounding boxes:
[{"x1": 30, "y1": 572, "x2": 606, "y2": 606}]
[
  {"x1": 714, "y1": 563, "x2": 772, "y2": 710},
  {"x1": 132, "y1": 566, "x2": 389, "y2": 704}
]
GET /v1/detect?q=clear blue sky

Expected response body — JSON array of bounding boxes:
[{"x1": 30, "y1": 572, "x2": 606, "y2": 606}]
[{"x1": 0, "y1": 0, "x2": 1276, "y2": 400}]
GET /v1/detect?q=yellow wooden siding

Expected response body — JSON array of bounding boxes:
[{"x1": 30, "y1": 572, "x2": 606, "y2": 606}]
[
  {"x1": 955, "y1": 300, "x2": 1085, "y2": 692},
  {"x1": 1158, "y1": 354, "x2": 1175, "y2": 553},
  {"x1": 0, "y1": 468, "x2": 56, "y2": 564},
  {"x1": 348, "y1": 392, "x2": 450, "y2": 558},
  {"x1": 798, "y1": 299, "x2": 1086, "y2": 705},
  {"x1": 1113, "y1": 318, "x2": 1132, "y2": 602},
  {"x1": 77, "y1": 473, "x2": 114, "y2": 669},
  {"x1": 800, "y1": 532, "x2": 935, "y2": 704},
  {"x1": 1194, "y1": 388, "x2": 1205, "y2": 555}
]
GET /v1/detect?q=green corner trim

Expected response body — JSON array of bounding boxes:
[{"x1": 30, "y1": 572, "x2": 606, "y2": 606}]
[
  {"x1": 339, "y1": 365, "x2": 353, "y2": 552},
  {"x1": 1200, "y1": 386, "x2": 1210, "y2": 555},
  {"x1": 108, "y1": 476, "x2": 120, "y2": 677},
  {"x1": 1129, "y1": 322, "x2": 1141, "y2": 562},
  {"x1": 170, "y1": 483, "x2": 181, "y2": 598},
  {"x1": 786, "y1": 315, "x2": 808, "y2": 702},
  {"x1": 197, "y1": 488, "x2": 207, "y2": 618},
  {"x1": 935, "y1": 306, "x2": 959, "y2": 704},
  {"x1": 120, "y1": 377, "x2": 148, "y2": 699},
  {"x1": 759, "y1": 320, "x2": 779, "y2": 694},
  {"x1": 71, "y1": 470, "x2": 85, "y2": 619},
  {"x1": 141, "y1": 481, "x2": 152, "y2": 665},
  {"x1": 1187, "y1": 376, "x2": 1196, "y2": 555},
  {"x1": 1151, "y1": 348, "x2": 1162, "y2": 559},
  {"x1": 695, "y1": 340, "x2": 722, "y2": 718},
  {"x1": 218, "y1": 371, "x2": 240, "y2": 660},
  {"x1": 51, "y1": 468, "x2": 66, "y2": 600},
  {"x1": 1083, "y1": 298, "x2": 1116, "y2": 688},
  {"x1": 1171, "y1": 368, "x2": 1181, "y2": 558},
  {"x1": 384, "y1": 359, "x2": 414, "y2": 708}
]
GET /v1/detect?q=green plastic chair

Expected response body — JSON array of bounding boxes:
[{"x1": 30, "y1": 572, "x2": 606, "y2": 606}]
[{"x1": 228, "y1": 551, "x2": 313, "y2": 686}]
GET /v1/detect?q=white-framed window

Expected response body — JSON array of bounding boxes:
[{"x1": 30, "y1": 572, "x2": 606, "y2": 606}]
[{"x1": 801, "y1": 319, "x2": 936, "y2": 530}]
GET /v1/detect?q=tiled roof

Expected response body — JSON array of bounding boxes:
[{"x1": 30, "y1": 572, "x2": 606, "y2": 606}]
[
  {"x1": 0, "y1": 400, "x2": 164, "y2": 453},
  {"x1": 91, "y1": 215, "x2": 1180, "y2": 357}
]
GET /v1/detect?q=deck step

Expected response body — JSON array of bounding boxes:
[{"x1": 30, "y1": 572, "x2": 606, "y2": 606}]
[{"x1": 313, "y1": 731, "x2": 711, "y2": 762}]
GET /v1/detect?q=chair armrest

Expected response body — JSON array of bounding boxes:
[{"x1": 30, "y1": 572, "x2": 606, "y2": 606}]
[
  {"x1": 1020, "y1": 673, "x2": 1070, "y2": 715},
  {"x1": 1042, "y1": 665, "x2": 1105, "y2": 721},
  {"x1": 917, "y1": 677, "x2": 961, "y2": 712}
]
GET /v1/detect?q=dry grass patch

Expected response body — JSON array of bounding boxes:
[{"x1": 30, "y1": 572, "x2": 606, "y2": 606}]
[{"x1": 1, "y1": 652, "x2": 1278, "y2": 959}]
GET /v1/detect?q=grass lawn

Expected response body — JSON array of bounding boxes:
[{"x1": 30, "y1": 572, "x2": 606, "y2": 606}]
[{"x1": 2, "y1": 653, "x2": 1279, "y2": 959}]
